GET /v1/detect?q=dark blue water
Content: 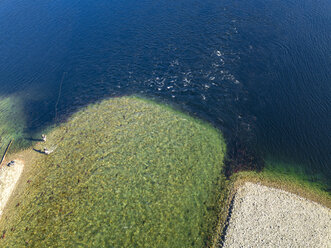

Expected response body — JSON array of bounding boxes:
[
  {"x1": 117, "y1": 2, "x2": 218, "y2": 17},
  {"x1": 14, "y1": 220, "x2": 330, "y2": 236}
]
[{"x1": 0, "y1": 0, "x2": 330, "y2": 184}]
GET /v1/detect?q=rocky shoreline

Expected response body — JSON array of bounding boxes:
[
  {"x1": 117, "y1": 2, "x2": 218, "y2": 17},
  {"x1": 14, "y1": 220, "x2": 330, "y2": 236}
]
[{"x1": 223, "y1": 182, "x2": 331, "y2": 247}]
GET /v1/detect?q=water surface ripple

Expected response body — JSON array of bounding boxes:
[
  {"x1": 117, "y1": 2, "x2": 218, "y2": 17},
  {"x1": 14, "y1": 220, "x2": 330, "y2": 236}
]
[{"x1": 0, "y1": 0, "x2": 330, "y2": 184}]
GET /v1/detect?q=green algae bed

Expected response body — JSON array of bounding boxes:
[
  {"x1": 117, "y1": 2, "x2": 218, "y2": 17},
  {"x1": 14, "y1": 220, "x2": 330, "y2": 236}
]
[
  {"x1": 233, "y1": 160, "x2": 331, "y2": 208},
  {"x1": 0, "y1": 97, "x2": 227, "y2": 247},
  {"x1": 1, "y1": 96, "x2": 330, "y2": 248},
  {"x1": 0, "y1": 96, "x2": 26, "y2": 155}
]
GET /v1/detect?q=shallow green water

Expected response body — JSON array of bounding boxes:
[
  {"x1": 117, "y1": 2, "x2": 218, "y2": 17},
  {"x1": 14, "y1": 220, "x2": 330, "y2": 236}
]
[
  {"x1": 0, "y1": 96, "x2": 25, "y2": 152},
  {"x1": 263, "y1": 158, "x2": 329, "y2": 192},
  {"x1": 0, "y1": 97, "x2": 226, "y2": 247}
]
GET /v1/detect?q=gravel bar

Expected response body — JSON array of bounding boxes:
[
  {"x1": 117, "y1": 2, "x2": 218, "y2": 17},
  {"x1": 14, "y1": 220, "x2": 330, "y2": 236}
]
[
  {"x1": 223, "y1": 182, "x2": 331, "y2": 248},
  {"x1": 0, "y1": 160, "x2": 24, "y2": 217}
]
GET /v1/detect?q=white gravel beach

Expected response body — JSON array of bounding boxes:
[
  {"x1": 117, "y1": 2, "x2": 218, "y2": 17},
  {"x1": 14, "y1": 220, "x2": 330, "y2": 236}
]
[
  {"x1": 223, "y1": 182, "x2": 331, "y2": 248},
  {"x1": 0, "y1": 160, "x2": 24, "y2": 217}
]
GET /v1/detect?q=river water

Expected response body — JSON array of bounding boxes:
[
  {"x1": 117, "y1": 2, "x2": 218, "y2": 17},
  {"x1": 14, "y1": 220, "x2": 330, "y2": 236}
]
[{"x1": 0, "y1": 0, "x2": 330, "y2": 185}]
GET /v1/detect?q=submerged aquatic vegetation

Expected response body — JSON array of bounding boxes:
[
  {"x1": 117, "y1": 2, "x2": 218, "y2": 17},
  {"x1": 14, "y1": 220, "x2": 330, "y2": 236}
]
[
  {"x1": 0, "y1": 96, "x2": 26, "y2": 155},
  {"x1": 233, "y1": 159, "x2": 331, "y2": 208},
  {"x1": 0, "y1": 96, "x2": 226, "y2": 247}
]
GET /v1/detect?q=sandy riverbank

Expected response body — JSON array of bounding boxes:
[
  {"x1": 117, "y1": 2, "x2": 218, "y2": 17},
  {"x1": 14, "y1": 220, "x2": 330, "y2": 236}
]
[
  {"x1": 223, "y1": 182, "x2": 331, "y2": 247},
  {"x1": 0, "y1": 160, "x2": 24, "y2": 217}
]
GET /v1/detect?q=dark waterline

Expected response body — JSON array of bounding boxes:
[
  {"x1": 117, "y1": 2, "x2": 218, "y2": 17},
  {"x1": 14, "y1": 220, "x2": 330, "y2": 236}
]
[{"x1": 0, "y1": 0, "x2": 330, "y2": 184}]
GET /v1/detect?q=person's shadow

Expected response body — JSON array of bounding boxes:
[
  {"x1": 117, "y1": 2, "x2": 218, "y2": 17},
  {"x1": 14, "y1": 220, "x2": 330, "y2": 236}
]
[
  {"x1": 25, "y1": 137, "x2": 44, "y2": 142},
  {"x1": 33, "y1": 148, "x2": 45, "y2": 154}
]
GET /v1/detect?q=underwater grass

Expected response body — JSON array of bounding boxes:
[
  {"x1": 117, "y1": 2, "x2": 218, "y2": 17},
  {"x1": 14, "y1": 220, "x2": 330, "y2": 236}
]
[
  {"x1": 0, "y1": 96, "x2": 27, "y2": 155},
  {"x1": 0, "y1": 96, "x2": 227, "y2": 247},
  {"x1": 233, "y1": 159, "x2": 331, "y2": 208}
]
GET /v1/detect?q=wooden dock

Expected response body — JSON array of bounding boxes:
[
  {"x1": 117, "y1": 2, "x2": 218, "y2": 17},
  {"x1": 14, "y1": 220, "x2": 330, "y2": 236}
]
[{"x1": 0, "y1": 140, "x2": 13, "y2": 167}]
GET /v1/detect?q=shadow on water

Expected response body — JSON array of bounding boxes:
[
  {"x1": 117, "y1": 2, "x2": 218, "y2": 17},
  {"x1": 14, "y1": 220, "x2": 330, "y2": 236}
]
[
  {"x1": 32, "y1": 148, "x2": 45, "y2": 154},
  {"x1": 224, "y1": 138, "x2": 265, "y2": 179},
  {"x1": 24, "y1": 137, "x2": 44, "y2": 142}
]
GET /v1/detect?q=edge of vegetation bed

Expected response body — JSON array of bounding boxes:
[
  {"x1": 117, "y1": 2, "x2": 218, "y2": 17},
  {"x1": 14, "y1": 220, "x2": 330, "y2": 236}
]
[
  {"x1": 212, "y1": 165, "x2": 331, "y2": 247},
  {"x1": 1, "y1": 96, "x2": 329, "y2": 247},
  {"x1": 0, "y1": 96, "x2": 227, "y2": 247},
  {"x1": 233, "y1": 168, "x2": 331, "y2": 209}
]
